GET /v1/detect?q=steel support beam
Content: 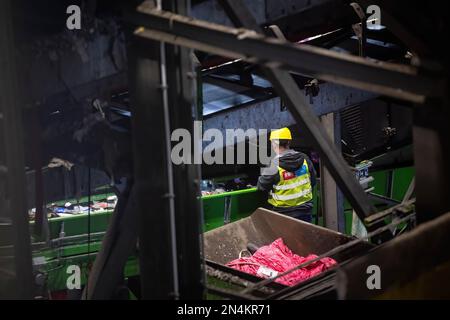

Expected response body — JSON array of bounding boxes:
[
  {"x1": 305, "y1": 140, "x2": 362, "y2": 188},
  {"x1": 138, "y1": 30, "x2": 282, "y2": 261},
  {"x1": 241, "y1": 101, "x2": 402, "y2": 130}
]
[
  {"x1": 87, "y1": 1, "x2": 204, "y2": 299},
  {"x1": 163, "y1": 0, "x2": 205, "y2": 300},
  {"x1": 132, "y1": 4, "x2": 443, "y2": 103},
  {"x1": 214, "y1": 0, "x2": 375, "y2": 220},
  {"x1": 264, "y1": 0, "x2": 356, "y2": 41},
  {"x1": 126, "y1": 0, "x2": 204, "y2": 299},
  {"x1": 203, "y1": 83, "x2": 377, "y2": 147},
  {"x1": 320, "y1": 113, "x2": 345, "y2": 233},
  {"x1": 0, "y1": 0, "x2": 34, "y2": 299},
  {"x1": 128, "y1": 34, "x2": 178, "y2": 299},
  {"x1": 83, "y1": 183, "x2": 138, "y2": 299},
  {"x1": 413, "y1": 102, "x2": 450, "y2": 224},
  {"x1": 204, "y1": 74, "x2": 273, "y2": 95},
  {"x1": 30, "y1": 108, "x2": 48, "y2": 240}
]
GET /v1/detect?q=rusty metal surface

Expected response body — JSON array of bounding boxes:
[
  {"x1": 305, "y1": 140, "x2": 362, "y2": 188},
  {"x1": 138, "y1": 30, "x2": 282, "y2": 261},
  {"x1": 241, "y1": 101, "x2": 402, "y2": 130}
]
[
  {"x1": 204, "y1": 208, "x2": 369, "y2": 266},
  {"x1": 204, "y1": 214, "x2": 264, "y2": 265}
]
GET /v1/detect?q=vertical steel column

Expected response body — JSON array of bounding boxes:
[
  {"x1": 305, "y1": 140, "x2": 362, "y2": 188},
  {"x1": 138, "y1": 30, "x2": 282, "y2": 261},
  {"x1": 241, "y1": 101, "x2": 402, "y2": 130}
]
[
  {"x1": 29, "y1": 108, "x2": 48, "y2": 240},
  {"x1": 129, "y1": 0, "x2": 203, "y2": 299},
  {"x1": 320, "y1": 113, "x2": 345, "y2": 232},
  {"x1": 413, "y1": 102, "x2": 450, "y2": 224},
  {"x1": 128, "y1": 35, "x2": 176, "y2": 299},
  {"x1": 335, "y1": 111, "x2": 345, "y2": 232},
  {"x1": 83, "y1": 181, "x2": 137, "y2": 300},
  {"x1": 163, "y1": 0, "x2": 205, "y2": 300},
  {"x1": 0, "y1": 0, "x2": 34, "y2": 299}
]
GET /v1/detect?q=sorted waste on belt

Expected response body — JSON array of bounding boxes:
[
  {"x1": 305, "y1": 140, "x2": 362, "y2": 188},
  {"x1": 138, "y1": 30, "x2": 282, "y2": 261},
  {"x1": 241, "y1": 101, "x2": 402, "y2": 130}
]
[
  {"x1": 29, "y1": 176, "x2": 253, "y2": 220},
  {"x1": 28, "y1": 195, "x2": 118, "y2": 220},
  {"x1": 226, "y1": 238, "x2": 337, "y2": 286},
  {"x1": 200, "y1": 177, "x2": 254, "y2": 196}
]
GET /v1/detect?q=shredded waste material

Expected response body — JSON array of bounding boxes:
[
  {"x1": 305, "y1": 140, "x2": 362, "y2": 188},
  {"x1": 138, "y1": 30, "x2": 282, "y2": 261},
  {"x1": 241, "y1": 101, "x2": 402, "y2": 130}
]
[
  {"x1": 28, "y1": 195, "x2": 118, "y2": 220},
  {"x1": 200, "y1": 178, "x2": 253, "y2": 196},
  {"x1": 201, "y1": 189, "x2": 226, "y2": 196},
  {"x1": 226, "y1": 238, "x2": 337, "y2": 286}
]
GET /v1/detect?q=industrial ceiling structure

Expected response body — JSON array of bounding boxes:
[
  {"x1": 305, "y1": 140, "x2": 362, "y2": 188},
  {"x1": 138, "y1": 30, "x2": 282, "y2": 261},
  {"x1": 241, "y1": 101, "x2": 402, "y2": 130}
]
[{"x1": 1, "y1": 0, "x2": 449, "y2": 300}]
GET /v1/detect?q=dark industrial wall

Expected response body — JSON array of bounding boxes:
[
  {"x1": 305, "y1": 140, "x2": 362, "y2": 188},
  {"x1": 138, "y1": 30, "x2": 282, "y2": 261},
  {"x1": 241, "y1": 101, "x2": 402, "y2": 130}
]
[{"x1": 25, "y1": 166, "x2": 110, "y2": 210}]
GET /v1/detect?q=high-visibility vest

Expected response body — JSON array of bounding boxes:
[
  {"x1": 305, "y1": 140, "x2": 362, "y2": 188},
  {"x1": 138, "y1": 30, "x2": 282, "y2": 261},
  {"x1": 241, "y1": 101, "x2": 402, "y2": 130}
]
[{"x1": 268, "y1": 159, "x2": 313, "y2": 208}]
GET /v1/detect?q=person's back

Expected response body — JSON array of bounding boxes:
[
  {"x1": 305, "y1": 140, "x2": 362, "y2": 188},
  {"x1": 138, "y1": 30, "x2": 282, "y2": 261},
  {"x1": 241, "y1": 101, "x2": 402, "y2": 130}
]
[{"x1": 257, "y1": 128, "x2": 316, "y2": 222}]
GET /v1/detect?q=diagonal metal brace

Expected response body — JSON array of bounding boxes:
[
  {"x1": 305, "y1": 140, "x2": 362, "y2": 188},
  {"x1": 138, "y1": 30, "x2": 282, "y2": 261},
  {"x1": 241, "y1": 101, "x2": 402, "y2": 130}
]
[{"x1": 131, "y1": 2, "x2": 443, "y2": 103}]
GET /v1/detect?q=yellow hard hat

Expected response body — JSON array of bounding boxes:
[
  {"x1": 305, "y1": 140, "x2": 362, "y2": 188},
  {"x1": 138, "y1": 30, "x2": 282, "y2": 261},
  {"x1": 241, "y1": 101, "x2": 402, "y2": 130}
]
[{"x1": 270, "y1": 127, "x2": 292, "y2": 140}]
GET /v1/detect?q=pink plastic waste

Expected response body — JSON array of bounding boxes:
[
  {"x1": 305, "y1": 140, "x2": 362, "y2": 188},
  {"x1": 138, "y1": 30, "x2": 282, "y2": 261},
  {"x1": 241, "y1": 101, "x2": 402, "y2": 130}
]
[{"x1": 226, "y1": 238, "x2": 337, "y2": 286}]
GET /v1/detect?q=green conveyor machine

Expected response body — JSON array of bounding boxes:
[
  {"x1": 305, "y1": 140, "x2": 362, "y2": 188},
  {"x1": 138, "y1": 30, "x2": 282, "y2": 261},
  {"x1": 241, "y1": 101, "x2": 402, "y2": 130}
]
[
  {"x1": 30, "y1": 167, "x2": 414, "y2": 298},
  {"x1": 30, "y1": 186, "x2": 266, "y2": 297}
]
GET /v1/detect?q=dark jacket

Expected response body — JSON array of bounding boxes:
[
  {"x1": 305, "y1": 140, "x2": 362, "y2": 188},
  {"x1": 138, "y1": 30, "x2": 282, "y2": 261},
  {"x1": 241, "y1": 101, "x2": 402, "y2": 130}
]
[{"x1": 257, "y1": 149, "x2": 316, "y2": 210}]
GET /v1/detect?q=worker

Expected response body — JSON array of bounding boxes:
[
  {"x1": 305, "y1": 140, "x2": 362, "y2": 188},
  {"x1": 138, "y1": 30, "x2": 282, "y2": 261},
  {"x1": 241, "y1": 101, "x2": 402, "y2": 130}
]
[{"x1": 257, "y1": 127, "x2": 316, "y2": 222}]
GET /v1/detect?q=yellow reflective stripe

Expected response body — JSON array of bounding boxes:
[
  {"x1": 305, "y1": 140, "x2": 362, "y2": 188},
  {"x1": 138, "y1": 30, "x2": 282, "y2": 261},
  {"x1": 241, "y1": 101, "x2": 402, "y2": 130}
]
[
  {"x1": 270, "y1": 188, "x2": 312, "y2": 201},
  {"x1": 268, "y1": 160, "x2": 313, "y2": 207},
  {"x1": 273, "y1": 178, "x2": 309, "y2": 190}
]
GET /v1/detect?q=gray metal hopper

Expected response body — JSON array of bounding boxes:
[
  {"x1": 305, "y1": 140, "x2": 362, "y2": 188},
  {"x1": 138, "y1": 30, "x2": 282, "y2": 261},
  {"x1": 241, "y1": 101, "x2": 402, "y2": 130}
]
[{"x1": 204, "y1": 208, "x2": 373, "y2": 298}]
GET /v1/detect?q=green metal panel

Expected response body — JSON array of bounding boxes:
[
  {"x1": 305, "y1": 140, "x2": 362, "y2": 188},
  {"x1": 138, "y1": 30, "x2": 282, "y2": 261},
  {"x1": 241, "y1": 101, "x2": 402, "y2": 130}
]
[
  {"x1": 34, "y1": 251, "x2": 138, "y2": 292},
  {"x1": 392, "y1": 167, "x2": 415, "y2": 201},
  {"x1": 202, "y1": 188, "x2": 266, "y2": 231},
  {"x1": 32, "y1": 188, "x2": 265, "y2": 292},
  {"x1": 341, "y1": 167, "x2": 414, "y2": 234},
  {"x1": 30, "y1": 211, "x2": 113, "y2": 239}
]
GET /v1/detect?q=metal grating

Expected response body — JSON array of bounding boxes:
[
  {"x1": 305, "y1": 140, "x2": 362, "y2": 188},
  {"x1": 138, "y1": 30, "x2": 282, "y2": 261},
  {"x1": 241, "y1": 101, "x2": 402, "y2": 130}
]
[{"x1": 341, "y1": 105, "x2": 365, "y2": 155}]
